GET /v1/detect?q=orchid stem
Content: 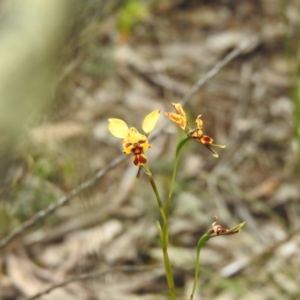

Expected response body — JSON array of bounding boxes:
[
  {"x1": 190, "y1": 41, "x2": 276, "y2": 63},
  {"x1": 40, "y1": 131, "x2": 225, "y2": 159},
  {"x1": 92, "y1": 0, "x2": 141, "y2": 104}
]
[
  {"x1": 190, "y1": 233, "x2": 210, "y2": 300},
  {"x1": 144, "y1": 164, "x2": 176, "y2": 300},
  {"x1": 144, "y1": 165, "x2": 167, "y2": 225},
  {"x1": 165, "y1": 135, "x2": 189, "y2": 219}
]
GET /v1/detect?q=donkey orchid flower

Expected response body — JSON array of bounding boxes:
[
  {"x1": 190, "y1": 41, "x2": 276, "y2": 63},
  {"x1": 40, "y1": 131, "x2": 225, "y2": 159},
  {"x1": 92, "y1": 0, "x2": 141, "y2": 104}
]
[
  {"x1": 108, "y1": 110, "x2": 160, "y2": 166},
  {"x1": 165, "y1": 103, "x2": 225, "y2": 157}
]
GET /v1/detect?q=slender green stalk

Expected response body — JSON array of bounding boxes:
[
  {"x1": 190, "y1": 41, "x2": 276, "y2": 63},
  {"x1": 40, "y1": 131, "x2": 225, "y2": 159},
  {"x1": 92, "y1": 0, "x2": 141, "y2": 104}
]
[
  {"x1": 190, "y1": 233, "x2": 211, "y2": 300},
  {"x1": 144, "y1": 164, "x2": 176, "y2": 300},
  {"x1": 291, "y1": 5, "x2": 300, "y2": 169},
  {"x1": 144, "y1": 165, "x2": 167, "y2": 225},
  {"x1": 156, "y1": 221, "x2": 163, "y2": 241},
  {"x1": 280, "y1": 0, "x2": 300, "y2": 174},
  {"x1": 165, "y1": 135, "x2": 190, "y2": 219},
  {"x1": 161, "y1": 237, "x2": 176, "y2": 300},
  {"x1": 293, "y1": 84, "x2": 300, "y2": 167},
  {"x1": 144, "y1": 136, "x2": 190, "y2": 300},
  {"x1": 293, "y1": 2, "x2": 300, "y2": 169}
]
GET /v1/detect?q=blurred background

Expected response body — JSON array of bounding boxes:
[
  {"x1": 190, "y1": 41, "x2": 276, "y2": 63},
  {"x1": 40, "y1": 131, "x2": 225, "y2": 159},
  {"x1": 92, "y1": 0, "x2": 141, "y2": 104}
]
[{"x1": 0, "y1": 0, "x2": 299, "y2": 299}]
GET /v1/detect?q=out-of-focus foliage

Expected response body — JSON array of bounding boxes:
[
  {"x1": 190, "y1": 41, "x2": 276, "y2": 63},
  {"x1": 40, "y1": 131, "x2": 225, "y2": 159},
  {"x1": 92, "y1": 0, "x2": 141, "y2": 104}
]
[
  {"x1": 117, "y1": 0, "x2": 149, "y2": 36},
  {"x1": 0, "y1": 0, "x2": 74, "y2": 189}
]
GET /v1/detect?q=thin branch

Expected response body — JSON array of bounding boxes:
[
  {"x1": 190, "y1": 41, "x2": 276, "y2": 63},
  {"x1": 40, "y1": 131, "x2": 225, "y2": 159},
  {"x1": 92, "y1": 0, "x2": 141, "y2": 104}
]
[
  {"x1": 0, "y1": 36, "x2": 259, "y2": 251},
  {"x1": 24, "y1": 265, "x2": 158, "y2": 300},
  {"x1": 0, "y1": 156, "x2": 125, "y2": 251},
  {"x1": 181, "y1": 36, "x2": 259, "y2": 106}
]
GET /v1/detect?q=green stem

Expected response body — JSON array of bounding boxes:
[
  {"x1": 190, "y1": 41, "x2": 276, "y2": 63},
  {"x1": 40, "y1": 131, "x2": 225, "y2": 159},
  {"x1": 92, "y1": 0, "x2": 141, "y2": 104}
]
[
  {"x1": 156, "y1": 221, "x2": 163, "y2": 241},
  {"x1": 161, "y1": 238, "x2": 176, "y2": 300},
  {"x1": 190, "y1": 233, "x2": 211, "y2": 300},
  {"x1": 280, "y1": 0, "x2": 300, "y2": 175},
  {"x1": 144, "y1": 164, "x2": 176, "y2": 300},
  {"x1": 293, "y1": 2, "x2": 300, "y2": 173},
  {"x1": 145, "y1": 167, "x2": 167, "y2": 225},
  {"x1": 156, "y1": 220, "x2": 174, "y2": 296},
  {"x1": 165, "y1": 135, "x2": 190, "y2": 219}
]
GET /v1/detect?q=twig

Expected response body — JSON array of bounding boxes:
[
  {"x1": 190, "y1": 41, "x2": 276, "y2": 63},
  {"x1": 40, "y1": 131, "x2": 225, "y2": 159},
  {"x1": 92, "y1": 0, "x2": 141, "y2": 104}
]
[
  {"x1": 0, "y1": 36, "x2": 259, "y2": 251},
  {"x1": 24, "y1": 265, "x2": 158, "y2": 300},
  {"x1": 181, "y1": 36, "x2": 259, "y2": 106},
  {"x1": 0, "y1": 156, "x2": 125, "y2": 251}
]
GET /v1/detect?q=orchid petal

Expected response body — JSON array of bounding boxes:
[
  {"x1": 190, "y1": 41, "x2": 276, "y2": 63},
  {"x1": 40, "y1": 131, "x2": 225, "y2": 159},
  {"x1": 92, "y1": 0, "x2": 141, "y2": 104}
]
[
  {"x1": 165, "y1": 112, "x2": 187, "y2": 130},
  {"x1": 133, "y1": 153, "x2": 147, "y2": 166},
  {"x1": 126, "y1": 127, "x2": 147, "y2": 143},
  {"x1": 142, "y1": 110, "x2": 160, "y2": 134},
  {"x1": 141, "y1": 142, "x2": 151, "y2": 150},
  {"x1": 195, "y1": 115, "x2": 203, "y2": 129},
  {"x1": 171, "y1": 103, "x2": 186, "y2": 118},
  {"x1": 108, "y1": 119, "x2": 128, "y2": 138},
  {"x1": 205, "y1": 145, "x2": 219, "y2": 158},
  {"x1": 200, "y1": 135, "x2": 214, "y2": 145}
]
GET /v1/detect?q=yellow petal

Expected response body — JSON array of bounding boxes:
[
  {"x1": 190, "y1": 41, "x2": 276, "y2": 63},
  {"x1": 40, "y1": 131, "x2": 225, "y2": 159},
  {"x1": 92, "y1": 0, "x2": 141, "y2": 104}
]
[
  {"x1": 141, "y1": 142, "x2": 151, "y2": 150},
  {"x1": 212, "y1": 144, "x2": 226, "y2": 148},
  {"x1": 189, "y1": 128, "x2": 203, "y2": 139},
  {"x1": 123, "y1": 143, "x2": 134, "y2": 154},
  {"x1": 142, "y1": 110, "x2": 160, "y2": 134},
  {"x1": 126, "y1": 127, "x2": 147, "y2": 143},
  {"x1": 165, "y1": 112, "x2": 187, "y2": 130},
  {"x1": 195, "y1": 115, "x2": 203, "y2": 129},
  {"x1": 108, "y1": 119, "x2": 128, "y2": 138},
  {"x1": 172, "y1": 103, "x2": 186, "y2": 118}
]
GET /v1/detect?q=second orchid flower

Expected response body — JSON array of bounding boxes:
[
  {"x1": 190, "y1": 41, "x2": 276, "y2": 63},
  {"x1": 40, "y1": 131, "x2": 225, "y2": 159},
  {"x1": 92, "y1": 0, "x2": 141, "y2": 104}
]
[{"x1": 165, "y1": 103, "x2": 225, "y2": 157}]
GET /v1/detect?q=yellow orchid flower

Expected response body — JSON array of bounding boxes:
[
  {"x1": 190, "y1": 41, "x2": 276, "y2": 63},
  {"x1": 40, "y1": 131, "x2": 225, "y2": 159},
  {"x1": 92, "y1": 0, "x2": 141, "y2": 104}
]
[
  {"x1": 165, "y1": 103, "x2": 225, "y2": 157},
  {"x1": 108, "y1": 110, "x2": 160, "y2": 166}
]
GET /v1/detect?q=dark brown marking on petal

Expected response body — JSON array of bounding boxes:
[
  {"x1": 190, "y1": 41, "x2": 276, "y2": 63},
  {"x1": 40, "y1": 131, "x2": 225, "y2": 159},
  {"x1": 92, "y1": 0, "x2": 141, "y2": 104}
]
[
  {"x1": 201, "y1": 135, "x2": 213, "y2": 145},
  {"x1": 138, "y1": 154, "x2": 147, "y2": 165},
  {"x1": 133, "y1": 155, "x2": 139, "y2": 165},
  {"x1": 133, "y1": 145, "x2": 143, "y2": 155}
]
